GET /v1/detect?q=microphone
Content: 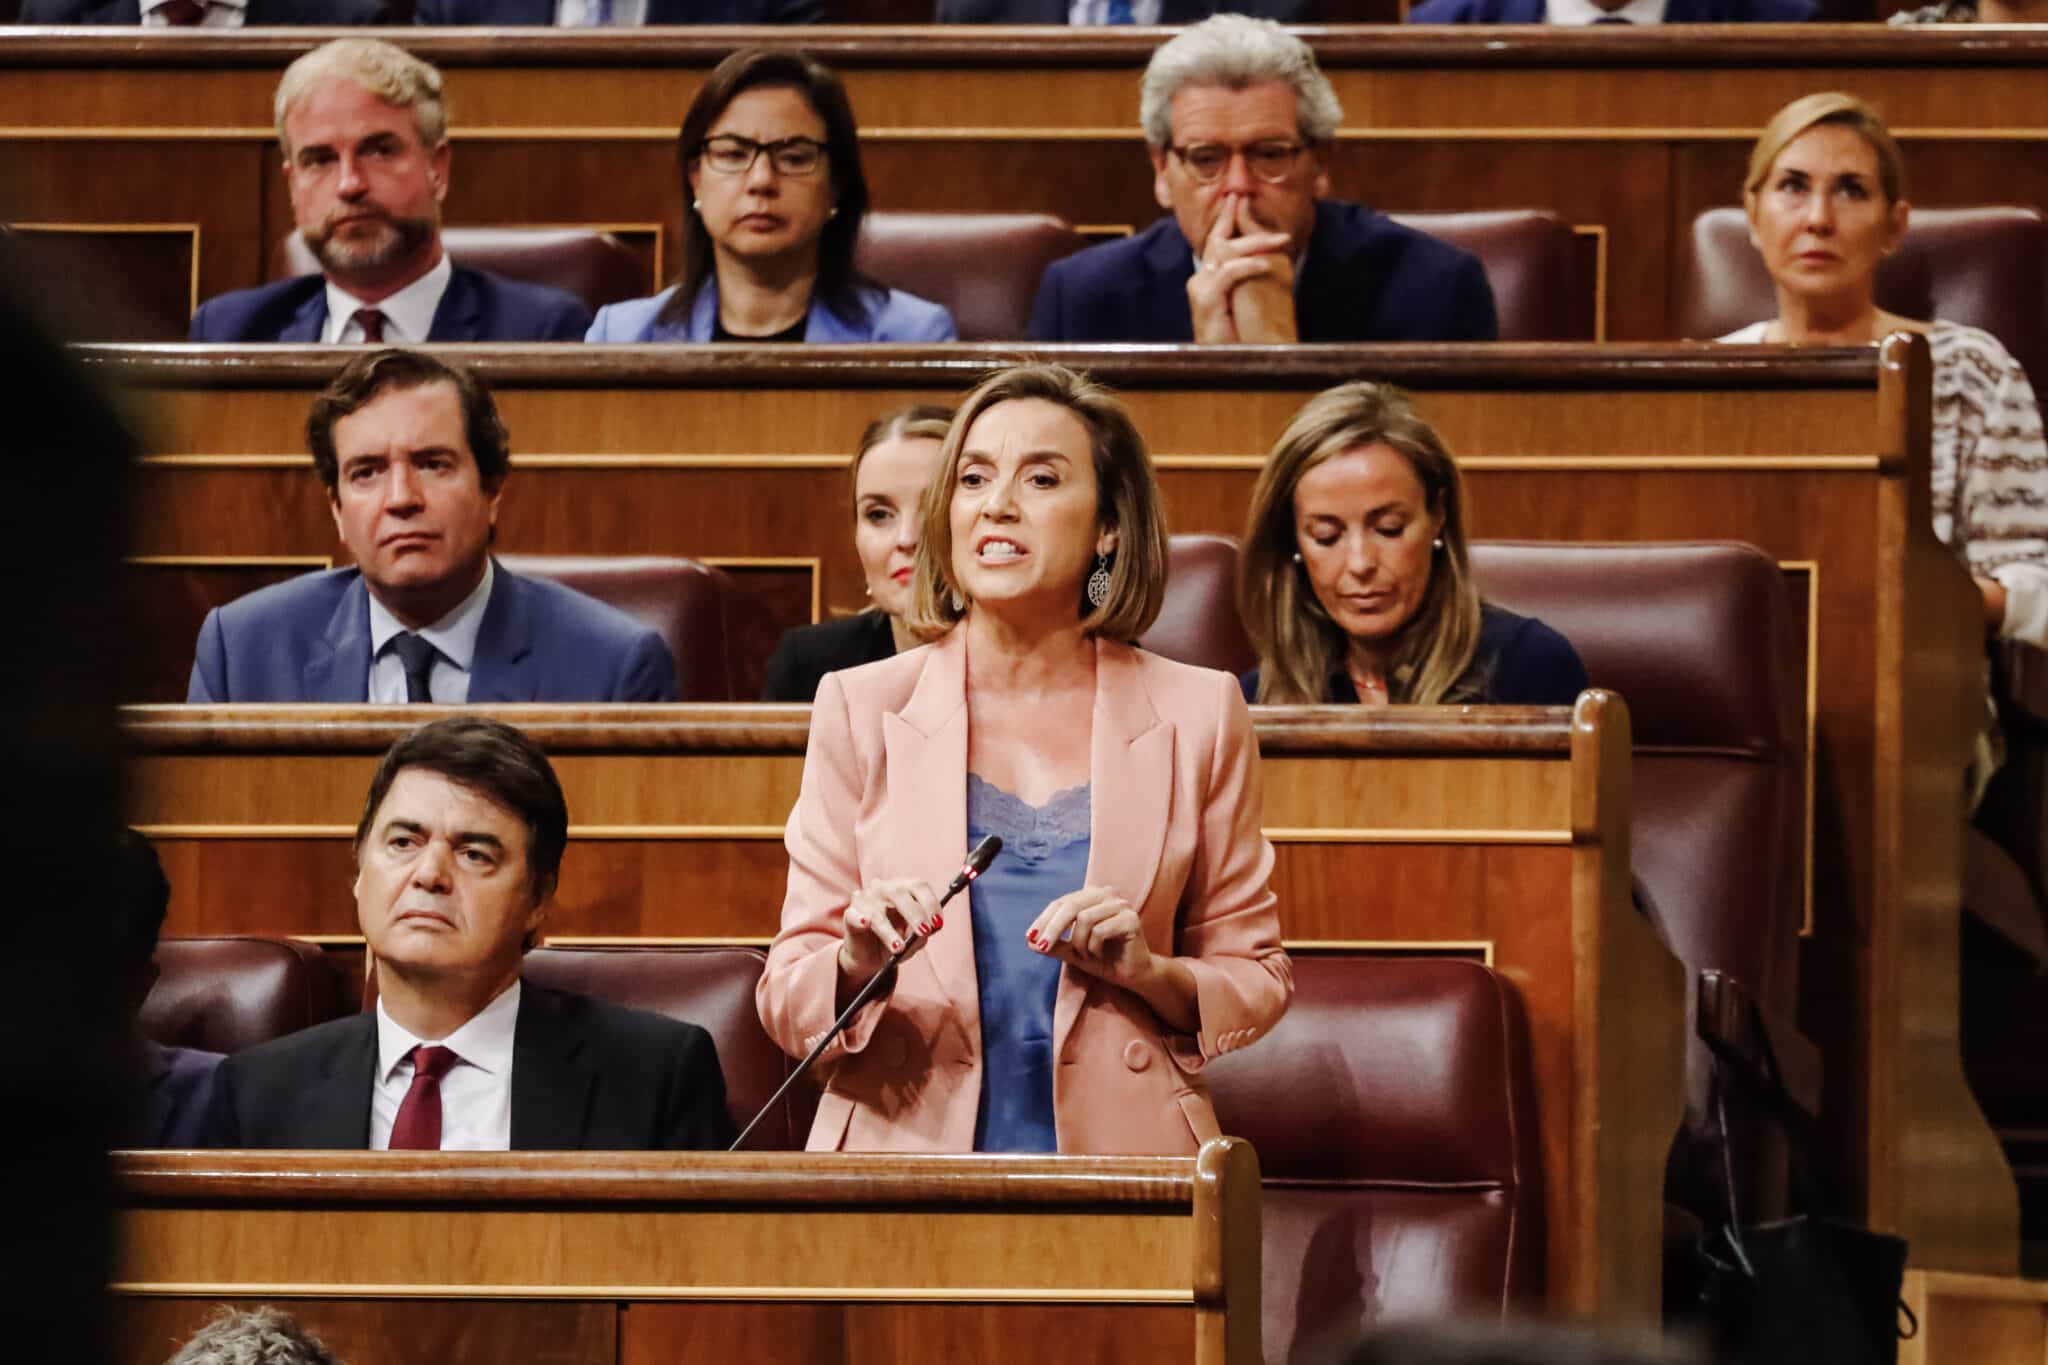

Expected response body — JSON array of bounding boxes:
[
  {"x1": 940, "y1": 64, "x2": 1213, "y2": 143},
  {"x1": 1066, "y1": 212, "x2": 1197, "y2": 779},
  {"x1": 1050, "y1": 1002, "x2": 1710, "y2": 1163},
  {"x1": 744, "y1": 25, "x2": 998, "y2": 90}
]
[{"x1": 731, "y1": 834, "x2": 1002, "y2": 1151}]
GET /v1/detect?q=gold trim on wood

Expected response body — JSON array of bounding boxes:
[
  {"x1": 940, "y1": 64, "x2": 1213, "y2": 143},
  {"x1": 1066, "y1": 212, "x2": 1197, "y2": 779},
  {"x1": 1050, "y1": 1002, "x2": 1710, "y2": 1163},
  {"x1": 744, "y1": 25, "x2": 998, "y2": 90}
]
[
  {"x1": 1266, "y1": 827, "x2": 1568, "y2": 845},
  {"x1": 1157, "y1": 454, "x2": 1884, "y2": 473},
  {"x1": 701, "y1": 555, "x2": 824, "y2": 625},
  {"x1": 1780, "y1": 558, "x2": 1821, "y2": 937},
  {"x1": 12, "y1": 220, "x2": 202, "y2": 316},
  {"x1": 1283, "y1": 938, "x2": 1495, "y2": 965},
  {"x1": 1571, "y1": 223, "x2": 1609, "y2": 343},
  {"x1": 109, "y1": 1282, "x2": 1193, "y2": 1304}
]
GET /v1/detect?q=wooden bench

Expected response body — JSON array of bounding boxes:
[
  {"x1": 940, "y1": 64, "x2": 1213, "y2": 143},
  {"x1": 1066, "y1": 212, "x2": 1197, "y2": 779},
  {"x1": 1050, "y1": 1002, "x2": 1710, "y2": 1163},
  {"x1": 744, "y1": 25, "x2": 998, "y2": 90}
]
[{"x1": 7, "y1": 29, "x2": 2048, "y2": 342}]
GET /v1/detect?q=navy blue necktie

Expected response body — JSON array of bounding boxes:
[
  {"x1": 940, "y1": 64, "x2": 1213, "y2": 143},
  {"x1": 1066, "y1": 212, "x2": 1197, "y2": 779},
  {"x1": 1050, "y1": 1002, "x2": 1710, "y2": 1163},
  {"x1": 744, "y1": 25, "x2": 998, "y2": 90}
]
[
  {"x1": 386, "y1": 632, "x2": 440, "y2": 704},
  {"x1": 1105, "y1": 0, "x2": 1134, "y2": 21}
]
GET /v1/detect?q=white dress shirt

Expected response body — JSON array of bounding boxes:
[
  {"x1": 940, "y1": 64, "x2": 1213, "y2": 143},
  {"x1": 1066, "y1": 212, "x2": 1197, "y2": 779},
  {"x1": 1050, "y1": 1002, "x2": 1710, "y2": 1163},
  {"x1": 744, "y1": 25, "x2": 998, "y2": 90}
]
[
  {"x1": 1547, "y1": 0, "x2": 1667, "y2": 20},
  {"x1": 371, "y1": 980, "x2": 521, "y2": 1152},
  {"x1": 367, "y1": 557, "x2": 493, "y2": 704},
  {"x1": 554, "y1": 0, "x2": 647, "y2": 22},
  {"x1": 140, "y1": 0, "x2": 245, "y2": 24},
  {"x1": 321, "y1": 252, "x2": 454, "y2": 345}
]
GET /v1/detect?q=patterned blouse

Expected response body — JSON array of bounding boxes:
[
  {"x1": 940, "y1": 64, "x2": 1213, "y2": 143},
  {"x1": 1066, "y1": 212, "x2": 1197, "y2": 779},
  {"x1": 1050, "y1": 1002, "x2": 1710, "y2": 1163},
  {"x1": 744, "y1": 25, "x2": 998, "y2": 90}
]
[{"x1": 1722, "y1": 319, "x2": 2048, "y2": 645}]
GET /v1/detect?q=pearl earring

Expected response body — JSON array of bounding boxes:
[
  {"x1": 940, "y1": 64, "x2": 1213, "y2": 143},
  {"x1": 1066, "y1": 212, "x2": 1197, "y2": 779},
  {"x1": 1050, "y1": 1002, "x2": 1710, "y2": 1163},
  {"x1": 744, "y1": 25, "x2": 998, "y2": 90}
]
[
  {"x1": 1291, "y1": 552, "x2": 1304, "y2": 564},
  {"x1": 692, "y1": 199, "x2": 702, "y2": 212},
  {"x1": 1433, "y1": 537, "x2": 1445, "y2": 550}
]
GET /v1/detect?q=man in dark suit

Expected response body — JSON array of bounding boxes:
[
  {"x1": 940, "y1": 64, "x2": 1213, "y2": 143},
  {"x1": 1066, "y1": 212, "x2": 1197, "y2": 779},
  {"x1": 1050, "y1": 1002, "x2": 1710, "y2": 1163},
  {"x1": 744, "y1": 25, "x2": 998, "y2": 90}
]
[
  {"x1": 1408, "y1": 0, "x2": 1810, "y2": 20},
  {"x1": 20, "y1": 0, "x2": 383, "y2": 23},
  {"x1": 937, "y1": 0, "x2": 1309, "y2": 22},
  {"x1": 204, "y1": 717, "x2": 735, "y2": 1151},
  {"x1": 116, "y1": 830, "x2": 222, "y2": 1150},
  {"x1": 189, "y1": 39, "x2": 589, "y2": 344},
  {"x1": 413, "y1": 0, "x2": 818, "y2": 21},
  {"x1": 1028, "y1": 15, "x2": 1496, "y2": 345},
  {"x1": 187, "y1": 349, "x2": 676, "y2": 704}
]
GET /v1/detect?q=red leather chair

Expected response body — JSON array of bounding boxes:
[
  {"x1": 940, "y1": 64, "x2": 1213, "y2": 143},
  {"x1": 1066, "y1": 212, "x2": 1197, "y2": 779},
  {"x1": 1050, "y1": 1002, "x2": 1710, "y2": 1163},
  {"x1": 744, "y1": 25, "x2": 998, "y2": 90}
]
[
  {"x1": 1209, "y1": 957, "x2": 1543, "y2": 1361},
  {"x1": 855, "y1": 211, "x2": 1088, "y2": 342},
  {"x1": 1674, "y1": 205, "x2": 2048, "y2": 393},
  {"x1": 1139, "y1": 534, "x2": 1256, "y2": 677},
  {"x1": 142, "y1": 937, "x2": 342, "y2": 1055},
  {"x1": 497, "y1": 553, "x2": 779, "y2": 702},
  {"x1": 1391, "y1": 211, "x2": 1588, "y2": 342},
  {"x1": 275, "y1": 228, "x2": 652, "y2": 317},
  {"x1": 521, "y1": 944, "x2": 813, "y2": 1152}
]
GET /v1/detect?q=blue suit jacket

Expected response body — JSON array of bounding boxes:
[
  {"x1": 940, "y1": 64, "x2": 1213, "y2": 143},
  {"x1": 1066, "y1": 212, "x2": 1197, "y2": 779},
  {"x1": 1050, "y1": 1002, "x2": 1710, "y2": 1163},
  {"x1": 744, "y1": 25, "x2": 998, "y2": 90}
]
[
  {"x1": 188, "y1": 266, "x2": 591, "y2": 344},
  {"x1": 123, "y1": 1041, "x2": 223, "y2": 1149},
  {"x1": 937, "y1": 0, "x2": 1309, "y2": 18},
  {"x1": 22, "y1": 0, "x2": 381, "y2": 18},
  {"x1": 1239, "y1": 604, "x2": 1589, "y2": 705},
  {"x1": 586, "y1": 281, "x2": 957, "y2": 343},
  {"x1": 187, "y1": 562, "x2": 677, "y2": 704},
  {"x1": 1409, "y1": 0, "x2": 1811, "y2": 19},
  {"x1": 415, "y1": 0, "x2": 817, "y2": 19},
  {"x1": 1028, "y1": 201, "x2": 1498, "y2": 344}
]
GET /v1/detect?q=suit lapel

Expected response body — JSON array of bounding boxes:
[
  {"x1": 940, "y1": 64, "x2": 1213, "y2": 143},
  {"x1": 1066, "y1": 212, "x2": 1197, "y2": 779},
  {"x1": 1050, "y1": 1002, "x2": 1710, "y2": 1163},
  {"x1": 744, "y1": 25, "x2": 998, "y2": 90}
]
[
  {"x1": 427, "y1": 267, "x2": 483, "y2": 343},
  {"x1": 509, "y1": 983, "x2": 596, "y2": 1150},
  {"x1": 885, "y1": 631, "x2": 976, "y2": 1029},
  {"x1": 1055, "y1": 640, "x2": 1172, "y2": 1050},
  {"x1": 304, "y1": 575, "x2": 373, "y2": 702},
  {"x1": 279, "y1": 286, "x2": 329, "y2": 345},
  {"x1": 302, "y1": 1017, "x2": 377, "y2": 1148},
  {"x1": 1138, "y1": 221, "x2": 1199, "y2": 342},
  {"x1": 466, "y1": 564, "x2": 534, "y2": 703}
]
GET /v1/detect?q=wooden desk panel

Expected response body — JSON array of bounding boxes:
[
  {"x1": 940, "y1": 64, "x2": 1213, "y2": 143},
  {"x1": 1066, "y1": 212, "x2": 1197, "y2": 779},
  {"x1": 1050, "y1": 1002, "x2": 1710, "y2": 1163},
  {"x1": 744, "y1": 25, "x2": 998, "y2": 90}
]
[
  {"x1": 114, "y1": 1144, "x2": 1259, "y2": 1365},
  {"x1": 6, "y1": 30, "x2": 2047, "y2": 341}
]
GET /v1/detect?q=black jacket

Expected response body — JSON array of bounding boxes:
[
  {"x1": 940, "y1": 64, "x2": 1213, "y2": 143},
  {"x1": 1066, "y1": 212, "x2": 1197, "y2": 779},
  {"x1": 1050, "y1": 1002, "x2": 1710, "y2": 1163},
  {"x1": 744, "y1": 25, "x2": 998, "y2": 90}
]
[
  {"x1": 21, "y1": 0, "x2": 385, "y2": 21},
  {"x1": 201, "y1": 981, "x2": 735, "y2": 1151},
  {"x1": 760, "y1": 611, "x2": 898, "y2": 704}
]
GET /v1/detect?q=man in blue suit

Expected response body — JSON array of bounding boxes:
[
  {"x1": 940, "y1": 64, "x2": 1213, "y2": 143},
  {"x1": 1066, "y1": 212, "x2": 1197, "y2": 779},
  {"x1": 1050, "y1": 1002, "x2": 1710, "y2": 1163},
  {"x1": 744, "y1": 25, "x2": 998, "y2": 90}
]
[
  {"x1": 414, "y1": 0, "x2": 818, "y2": 21},
  {"x1": 189, "y1": 40, "x2": 589, "y2": 345},
  {"x1": 1029, "y1": 15, "x2": 1496, "y2": 346},
  {"x1": 1408, "y1": 0, "x2": 1810, "y2": 21},
  {"x1": 188, "y1": 350, "x2": 675, "y2": 704}
]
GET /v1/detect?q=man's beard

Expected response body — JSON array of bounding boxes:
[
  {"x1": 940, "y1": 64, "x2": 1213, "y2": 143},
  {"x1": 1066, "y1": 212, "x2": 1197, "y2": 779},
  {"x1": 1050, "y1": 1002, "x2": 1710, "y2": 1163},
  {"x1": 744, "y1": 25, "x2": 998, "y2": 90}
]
[{"x1": 304, "y1": 209, "x2": 436, "y2": 277}]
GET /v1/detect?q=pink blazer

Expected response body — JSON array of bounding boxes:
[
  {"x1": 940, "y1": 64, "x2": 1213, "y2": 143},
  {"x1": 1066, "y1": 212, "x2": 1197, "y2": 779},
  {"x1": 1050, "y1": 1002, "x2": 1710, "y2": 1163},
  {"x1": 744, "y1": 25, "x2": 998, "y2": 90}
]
[{"x1": 757, "y1": 629, "x2": 1292, "y2": 1154}]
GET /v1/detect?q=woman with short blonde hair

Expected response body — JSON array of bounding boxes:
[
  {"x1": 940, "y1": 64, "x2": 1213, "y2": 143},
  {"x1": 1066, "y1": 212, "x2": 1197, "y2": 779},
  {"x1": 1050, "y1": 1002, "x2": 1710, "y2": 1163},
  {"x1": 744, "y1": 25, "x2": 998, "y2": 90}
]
[{"x1": 1239, "y1": 381, "x2": 1585, "y2": 706}]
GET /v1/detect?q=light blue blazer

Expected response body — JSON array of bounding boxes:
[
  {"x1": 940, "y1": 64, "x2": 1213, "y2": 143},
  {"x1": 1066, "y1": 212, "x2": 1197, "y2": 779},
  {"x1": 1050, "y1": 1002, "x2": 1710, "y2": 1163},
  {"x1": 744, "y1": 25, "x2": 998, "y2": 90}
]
[{"x1": 585, "y1": 281, "x2": 957, "y2": 343}]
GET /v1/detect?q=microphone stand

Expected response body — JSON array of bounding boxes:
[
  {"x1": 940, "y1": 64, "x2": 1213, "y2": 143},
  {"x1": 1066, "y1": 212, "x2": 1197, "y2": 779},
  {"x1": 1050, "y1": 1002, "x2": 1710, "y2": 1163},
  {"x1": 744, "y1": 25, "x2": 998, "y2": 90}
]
[{"x1": 730, "y1": 835, "x2": 1001, "y2": 1151}]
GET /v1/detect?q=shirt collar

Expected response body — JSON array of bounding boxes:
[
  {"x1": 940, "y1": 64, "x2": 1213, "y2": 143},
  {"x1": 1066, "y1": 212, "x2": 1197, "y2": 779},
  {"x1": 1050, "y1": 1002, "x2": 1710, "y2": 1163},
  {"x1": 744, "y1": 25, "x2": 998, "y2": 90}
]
[
  {"x1": 368, "y1": 557, "x2": 494, "y2": 671},
  {"x1": 1547, "y1": 0, "x2": 1666, "y2": 20},
  {"x1": 376, "y1": 977, "x2": 521, "y2": 1083},
  {"x1": 143, "y1": 0, "x2": 247, "y2": 10},
  {"x1": 325, "y1": 251, "x2": 453, "y2": 345}
]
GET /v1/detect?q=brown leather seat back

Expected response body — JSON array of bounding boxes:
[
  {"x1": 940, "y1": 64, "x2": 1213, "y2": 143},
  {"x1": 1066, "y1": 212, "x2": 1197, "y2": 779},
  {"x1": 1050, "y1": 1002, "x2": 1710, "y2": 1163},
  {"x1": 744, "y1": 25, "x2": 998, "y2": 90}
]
[
  {"x1": 497, "y1": 553, "x2": 777, "y2": 702},
  {"x1": 1209, "y1": 957, "x2": 1542, "y2": 1359},
  {"x1": 1139, "y1": 534, "x2": 1256, "y2": 676},
  {"x1": 1675, "y1": 205, "x2": 2048, "y2": 391},
  {"x1": 855, "y1": 211, "x2": 1089, "y2": 341},
  {"x1": 275, "y1": 228, "x2": 651, "y2": 316},
  {"x1": 522, "y1": 945, "x2": 814, "y2": 1152},
  {"x1": 1470, "y1": 541, "x2": 1801, "y2": 1012},
  {"x1": 1391, "y1": 210, "x2": 1585, "y2": 341},
  {"x1": 143, "y1": 937, "x2": 342, "y2": 1054}
]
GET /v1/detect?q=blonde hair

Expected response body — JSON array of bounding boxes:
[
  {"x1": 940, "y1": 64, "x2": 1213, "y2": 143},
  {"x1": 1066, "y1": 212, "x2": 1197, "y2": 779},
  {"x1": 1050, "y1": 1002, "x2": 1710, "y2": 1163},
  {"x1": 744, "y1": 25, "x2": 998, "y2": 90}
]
[
  {"x1": 850, "y1": 402, "x2": 954, "y2": 515},
  {"x1": 275, "y1": 39, "x2": 448, "y2": 155},
  {"x1": 1238, "y1": 382, "x2": 1483, "y2": 705},
  {"x1": 903, "y1": 364, "x2": 1167, "y2": 643},
  {"x1": 1743, "y1": 92, "x2": 1904, "y2": 209}
]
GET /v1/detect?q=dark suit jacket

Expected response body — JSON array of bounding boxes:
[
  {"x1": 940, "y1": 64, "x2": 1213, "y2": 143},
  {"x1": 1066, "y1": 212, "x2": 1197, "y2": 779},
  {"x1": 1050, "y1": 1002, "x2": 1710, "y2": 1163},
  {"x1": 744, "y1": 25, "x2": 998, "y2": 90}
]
[
  {"x1": 188, "y1": 265, "x2": 591, "y2": 344},
  {"x1": 760, "y1": 611, "x2": 898, "y2": 703},
  {"x1": 122, "y1": 1041, "x2": 223, "y2": 1149},
  {"x1": 1028, "y1": 200, "x2": 1498, "y2": 344},
  {"x1": 1239, "y1": 604, "x2": 1589, "y2": 705},
  {"x1": 186, "y1": 561, "x2": 677, "y2": 703},
  {"x1": 414, "y1": 0, "x2": 818, "y2": 20},
  {"x1": 201, "y1": 981, "x2": 736, "y2": 1151},
  {"x1": 19, "y1": 0, "x2": 383, "y2": 19},
  {"x1": 936, "y1": 0, "x2": 1309, "y2": 19},
  {"x1": 1408, "y1": 0, "x2": 1811, "y2": 18}
]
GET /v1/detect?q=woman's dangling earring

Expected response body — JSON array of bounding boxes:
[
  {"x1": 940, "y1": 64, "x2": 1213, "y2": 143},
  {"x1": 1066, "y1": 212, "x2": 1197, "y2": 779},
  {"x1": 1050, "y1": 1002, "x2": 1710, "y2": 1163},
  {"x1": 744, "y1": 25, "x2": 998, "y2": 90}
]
[
  {"x1": 949, "y1": 587, "x2": 965, "y2": 614},
  {"x1": 1087, "y1": 553, "x2": 1112, "y2": 609}
]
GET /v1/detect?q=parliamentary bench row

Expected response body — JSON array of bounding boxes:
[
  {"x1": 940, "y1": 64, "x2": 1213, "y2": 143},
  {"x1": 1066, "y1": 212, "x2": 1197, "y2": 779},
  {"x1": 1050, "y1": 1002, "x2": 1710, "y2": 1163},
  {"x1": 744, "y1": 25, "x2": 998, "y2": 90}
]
[
  {"x1": 4, "y1": 28, "x2": 2047, "y2": 347},
  {"x1": 136, "y1": 934, "x2": 1540, "y2": 1362}
]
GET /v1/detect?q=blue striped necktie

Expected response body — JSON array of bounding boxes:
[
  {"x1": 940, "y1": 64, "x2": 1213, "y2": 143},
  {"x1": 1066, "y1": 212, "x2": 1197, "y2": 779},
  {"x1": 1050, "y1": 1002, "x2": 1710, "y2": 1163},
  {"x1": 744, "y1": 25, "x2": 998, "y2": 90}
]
[{"x1": 1104, "y1": 0, "x2": 1134, "y2": 21}]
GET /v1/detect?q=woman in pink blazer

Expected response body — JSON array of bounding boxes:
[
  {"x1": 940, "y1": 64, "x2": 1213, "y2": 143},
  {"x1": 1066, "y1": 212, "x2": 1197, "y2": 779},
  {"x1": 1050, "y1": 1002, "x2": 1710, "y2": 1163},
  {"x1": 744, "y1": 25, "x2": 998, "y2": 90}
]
[{"x1": 758, "y1": 363, "x2": 1292, "y2": 1155}]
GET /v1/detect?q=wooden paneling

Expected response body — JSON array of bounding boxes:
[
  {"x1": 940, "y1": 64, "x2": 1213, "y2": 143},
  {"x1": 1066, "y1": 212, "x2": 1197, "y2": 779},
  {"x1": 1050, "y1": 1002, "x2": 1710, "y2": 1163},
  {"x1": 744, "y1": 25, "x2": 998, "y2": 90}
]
[
  {"x1": 114, "y1": 1144, "x2": 1263, "y2": 1365},
  {"x1": 123, "y1": 696, "x2": 1684, "y2": 1322},
  {"x1": 119, "y1": 1299, "x2": 614, "y2": 1365},
  {"x1": 5, "y1": 31, "x2": 2046, "y2": 341}
]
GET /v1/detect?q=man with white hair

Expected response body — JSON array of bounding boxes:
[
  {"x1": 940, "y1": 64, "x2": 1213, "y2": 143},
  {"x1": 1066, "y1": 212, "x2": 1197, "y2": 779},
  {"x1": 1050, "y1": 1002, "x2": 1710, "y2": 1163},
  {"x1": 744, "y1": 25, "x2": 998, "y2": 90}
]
[
  {"x1": 190, "y1": 39, "x2": 591, "y2": 344},
  {"x1": 1028, "y1": 15, "x2": 1496, "y2": 345}
]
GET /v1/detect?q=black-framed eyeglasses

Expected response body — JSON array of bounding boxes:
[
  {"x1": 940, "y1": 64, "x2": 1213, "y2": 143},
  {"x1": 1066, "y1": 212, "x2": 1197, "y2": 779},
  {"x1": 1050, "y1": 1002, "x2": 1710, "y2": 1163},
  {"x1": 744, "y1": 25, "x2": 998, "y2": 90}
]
[
  {"x1": 697, "y1": 134, "x2": 828, "y2": 177},
  {"x1": 1167, "y1": 140, "x2": 1308, "y2": 185}
]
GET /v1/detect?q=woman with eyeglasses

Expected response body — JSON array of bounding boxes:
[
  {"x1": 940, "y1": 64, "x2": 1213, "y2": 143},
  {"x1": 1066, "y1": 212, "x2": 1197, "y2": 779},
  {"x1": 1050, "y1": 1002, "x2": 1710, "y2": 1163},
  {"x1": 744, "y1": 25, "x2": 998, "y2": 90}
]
[{"x1": 586, "y1": 49, "x2": 957, "y2": 344}]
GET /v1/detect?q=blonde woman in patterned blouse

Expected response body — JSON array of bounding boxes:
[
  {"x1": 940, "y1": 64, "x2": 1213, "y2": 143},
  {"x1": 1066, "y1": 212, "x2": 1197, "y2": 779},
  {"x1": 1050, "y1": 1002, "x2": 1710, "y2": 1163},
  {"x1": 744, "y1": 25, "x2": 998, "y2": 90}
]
[{"x1": 1721, "y1": 91, "x2": 2048, "y2": 646}]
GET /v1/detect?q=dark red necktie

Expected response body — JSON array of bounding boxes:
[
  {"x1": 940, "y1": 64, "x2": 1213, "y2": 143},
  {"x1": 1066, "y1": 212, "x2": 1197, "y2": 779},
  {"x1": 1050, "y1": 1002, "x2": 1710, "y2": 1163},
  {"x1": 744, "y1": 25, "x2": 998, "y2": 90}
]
[
  {"x1": 157, "y1": 0, "x2": 206, "y2": 22},
  {"x1": 353, "y1": 307, "x2": 387, "y2": 343},
  {"x1": 388, "y1": 1045, "x2": 460, "y2": 1150}
]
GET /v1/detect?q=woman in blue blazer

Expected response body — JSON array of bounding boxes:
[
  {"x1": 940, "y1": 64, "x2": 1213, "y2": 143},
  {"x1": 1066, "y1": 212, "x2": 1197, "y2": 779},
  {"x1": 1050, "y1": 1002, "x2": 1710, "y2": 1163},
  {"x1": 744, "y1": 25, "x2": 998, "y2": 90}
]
[{"x1": 588, "y1": 49, "x2": 955, "y2": 345}]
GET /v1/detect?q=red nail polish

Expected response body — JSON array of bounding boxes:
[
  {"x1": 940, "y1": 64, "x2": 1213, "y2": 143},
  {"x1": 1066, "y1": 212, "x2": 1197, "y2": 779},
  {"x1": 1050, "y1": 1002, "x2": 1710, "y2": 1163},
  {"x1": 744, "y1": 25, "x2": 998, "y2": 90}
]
[
  {"x1": 1026, "y1": 930, "x2": 1038, "y2": 944},
  {"x1": 933, "y1": 917, "x2": 944, "y2": 931}
]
